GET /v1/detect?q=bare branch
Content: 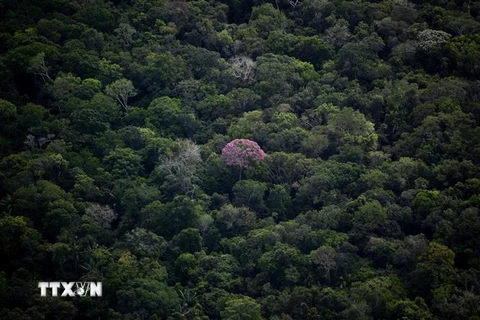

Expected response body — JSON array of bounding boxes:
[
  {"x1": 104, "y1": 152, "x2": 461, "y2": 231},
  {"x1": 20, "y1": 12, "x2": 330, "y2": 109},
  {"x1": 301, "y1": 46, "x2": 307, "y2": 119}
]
[
  {"x1": 28, "y1": 53, "x2": 53, "y2": 83},
  {"x1": 229, "y1": 56, "x2": 256, "y2": 83}
]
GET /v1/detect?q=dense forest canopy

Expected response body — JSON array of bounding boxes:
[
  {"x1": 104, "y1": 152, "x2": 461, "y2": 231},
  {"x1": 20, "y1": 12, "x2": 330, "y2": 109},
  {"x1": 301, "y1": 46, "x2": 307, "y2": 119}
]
[{"x1": 1, "y1": 0, "x2": 480, "y2": 318}]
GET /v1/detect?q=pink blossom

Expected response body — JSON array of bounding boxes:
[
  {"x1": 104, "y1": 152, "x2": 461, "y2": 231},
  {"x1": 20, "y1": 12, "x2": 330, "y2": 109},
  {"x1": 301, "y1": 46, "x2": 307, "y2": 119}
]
[{"x1": 221, "y1": 139, "x2": 266, "y2": 168}]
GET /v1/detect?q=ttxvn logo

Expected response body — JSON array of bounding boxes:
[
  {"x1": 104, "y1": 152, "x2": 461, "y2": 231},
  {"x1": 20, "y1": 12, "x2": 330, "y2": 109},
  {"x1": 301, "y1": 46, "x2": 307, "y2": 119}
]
[{"x1": 38, "y1": 282, "x2": 102, "y2": 297}]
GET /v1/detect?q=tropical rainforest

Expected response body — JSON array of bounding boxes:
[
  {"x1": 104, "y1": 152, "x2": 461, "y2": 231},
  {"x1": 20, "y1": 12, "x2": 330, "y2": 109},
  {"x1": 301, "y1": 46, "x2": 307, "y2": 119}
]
[{"x1": 1, "y1": 0, "x2": 480, "y2": 319}]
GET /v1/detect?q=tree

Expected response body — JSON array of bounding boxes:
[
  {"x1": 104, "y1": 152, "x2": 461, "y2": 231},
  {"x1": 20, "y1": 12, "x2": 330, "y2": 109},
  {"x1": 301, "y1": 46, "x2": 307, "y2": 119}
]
[
  {"x1": 258, "y1": 242, "x2": 304, "y2": 287},
  {"x1": 0, "y1": 99, "x2": 17, "y2": 138},
  {"x1": 264, "y1": 152, "x2": 312, "y2": 184},
  {"x1": 387, "y1": 297, "x2": 432, "y2": 320},
  {"x1": 227, "y1": 110, "x2": 268, "y2": 143},
  {"x1": 43, "y1": 198, "x2": 79, "y2": 240},
  {"x1": 229, "y1": 56, "x2": 256, "y2": 83},
  {"x1": 0, "y1": 215, "x2": 42, "y2": 272},
  {"x1": 103, "y1": 148, "x2": 143, "y2": 178},
  {"x1": 221, "y1": 139, "x2": 266, "y2": 179},
  {"x1": 105, "y1": 78, "x2": 136, "y2": 114},
  {"x1": 216, "y1": 204, "x2": 257, "y2": 236},
  {"x1": 221, "y1": 296, "x2": 263, "y2": 320},
  {"x1": 157, "y1": 140, "x2": 202, "y2": 194},
  {"x1": 311, "y1": 246, "x2": 337, "y2": 282},
  {"x1": 13, "y1": 180, "x2": 68, "y2": 225},
  {"x1": 146, "y1": 96, "x2": 197, "y2": 137},
  {"x1": 124, "y1": 228, "x2": 167, "y2": 259},
  {"x1": 114, "y1": 23, "x2": 136, "y2": 48},
  {"x1": 249, "y1": 3, "x2": 291, "y2": 37},
  {"x1": 415, "y1": 241, "x2": 455, "y2": 290},
  {"x1": 28, "y1": 52, "x2": 52, "y2": 83},
  {"x1": 336, "y1": 42, "x2": 384, "y2": 81},
  {"x1": 175, "y1": 253, "x2": 200, "y2": 284},
  {"x1": 351, "y1": 200, "x2": 388, "y2": 243},
  {"x1": 171, "y1": 228, "x2": 203, "y2": 254},
  {"x1": 233, "y1": 179, "x2": 268, "y2": 214},
  {"x1": 73, "y1": 5, "x2": 115, "y2": 32},
  {"x1": 325, "y1": 19, "x2": 352, "y2": 48},
  {"x1": 253, "y1": 54, "x2": 313, "y2": 104},
  {"x1": 114, "y1": 260, "x2": 178, "y2": 317},
  {"x1": 417, "y1": 29, "x2": 452, "y2": 51},
  {"x1": 140, "y1": 197, "x2": 202, "y2": 239},
  {"x1": 70, "y1": 109, "x2": 109, "y2": 135},
  {"x1": 267, "y1": 184, "x2": 292, "y2": 220},
  {"x1": 325, "y1": 107, "x2": 378, "y2": 153},
  {"x1": 226, "y1": 88, "x2": 261, "y2": 111},
  {"x1": 84, "y1": 203, "x2": 117, "y2": 227}
]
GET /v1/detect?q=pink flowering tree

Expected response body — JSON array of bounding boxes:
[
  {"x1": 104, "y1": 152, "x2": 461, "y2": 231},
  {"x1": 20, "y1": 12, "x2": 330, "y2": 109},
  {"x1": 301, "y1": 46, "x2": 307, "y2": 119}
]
[{"x1": 221, "y1": 139, "x2": 266, "y2": 179}]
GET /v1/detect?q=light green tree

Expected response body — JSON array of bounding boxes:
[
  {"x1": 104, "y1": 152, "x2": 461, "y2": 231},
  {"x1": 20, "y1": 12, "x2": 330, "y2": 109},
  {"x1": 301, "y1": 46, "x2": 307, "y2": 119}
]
[
  {"x1": 105, "y1": 78, "x2": 136, "y2": 114},
  {"x1": 221, "y1": 296, "x2": 263, "y2": 320}
]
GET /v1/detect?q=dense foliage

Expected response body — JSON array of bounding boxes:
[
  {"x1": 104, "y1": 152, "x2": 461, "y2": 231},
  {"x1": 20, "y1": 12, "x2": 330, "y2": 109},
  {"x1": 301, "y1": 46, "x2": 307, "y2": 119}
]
[{"x1": 1, "y1": 0, "x2": 480, "y2": 319}]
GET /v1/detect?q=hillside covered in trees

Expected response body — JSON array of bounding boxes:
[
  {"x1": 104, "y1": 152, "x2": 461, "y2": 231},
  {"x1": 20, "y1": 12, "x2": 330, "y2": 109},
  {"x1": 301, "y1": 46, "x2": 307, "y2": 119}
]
[{"x1": 1, "y1": 0, "x2": 480, "y2": 318}]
